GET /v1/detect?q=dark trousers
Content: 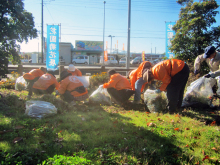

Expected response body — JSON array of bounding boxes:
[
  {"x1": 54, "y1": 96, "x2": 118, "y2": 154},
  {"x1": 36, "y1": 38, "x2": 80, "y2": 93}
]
[
  {"x1": 166, "y1": 64, "x2": 189, "y2": 112},
  {"x1": 61, "y1": 91, "x2": 75, "y2": 103},
  {"x1": 25, "y1": 77, "x2": 40, "y2": 96},
  {"x1": 107, "y1": 88, "x2": 135, "y2": 103},
  {"x1": 33, "y1": 84, "x2": 55, "y2": 95}
]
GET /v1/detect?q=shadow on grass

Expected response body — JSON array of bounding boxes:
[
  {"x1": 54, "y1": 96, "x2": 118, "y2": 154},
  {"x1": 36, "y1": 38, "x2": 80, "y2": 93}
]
[
  {"x1": 180, "y1": 102, "x2": 220, "y2": 126},
  {"x1": 0, "y1": 93, "x2": 194, "y2": 164}
]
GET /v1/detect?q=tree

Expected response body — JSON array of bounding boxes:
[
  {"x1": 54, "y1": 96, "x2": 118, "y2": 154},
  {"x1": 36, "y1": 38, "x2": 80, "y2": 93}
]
[
  {"x1": 0, "y1": 0, "x2": 37, "y2": 77},
  {"x1": 170, "y1": 0, "x2": 220, "y2": 63}
]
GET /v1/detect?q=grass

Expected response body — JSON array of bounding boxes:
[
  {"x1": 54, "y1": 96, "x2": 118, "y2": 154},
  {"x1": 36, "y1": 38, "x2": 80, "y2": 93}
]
[{"x1": 0, "y1": 88, "x2": 219, "y2": 164}]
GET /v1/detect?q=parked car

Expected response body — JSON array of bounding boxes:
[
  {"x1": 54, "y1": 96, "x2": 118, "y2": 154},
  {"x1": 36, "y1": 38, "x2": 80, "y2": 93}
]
[
  {"x1": 119, "y1": 57, "x2": 126, "y2": 65},
  {"x1": 130, "y1": 57, "x2": 146, "y2": 65},
  {"x1": 72, "y1": 55, "x2": 88, "y2": 64},
  {"x1": 100, "y1": 56, "x2": 118, "y2": 65}
]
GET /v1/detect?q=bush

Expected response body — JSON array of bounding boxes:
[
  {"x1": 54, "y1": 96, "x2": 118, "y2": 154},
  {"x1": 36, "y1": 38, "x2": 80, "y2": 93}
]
[
  {"x1": 0, "y1": 71, "x2": 20, "y2": 89},
  {"x1": 42, "y1": 154, "x2": 91, "y2": 165},
  {"x1": 89, "y1": 72, "x2": 109, "y2": 88}
]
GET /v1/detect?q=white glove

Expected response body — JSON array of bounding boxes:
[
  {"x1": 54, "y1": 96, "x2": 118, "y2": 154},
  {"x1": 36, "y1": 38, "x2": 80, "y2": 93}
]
[{"x1": 99, "y1": 85, "x2": 103, "y2": 88}]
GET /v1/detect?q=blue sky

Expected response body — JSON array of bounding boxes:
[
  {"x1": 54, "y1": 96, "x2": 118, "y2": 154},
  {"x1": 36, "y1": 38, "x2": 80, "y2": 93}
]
[{"x1": 20, "y1": 0, "x2": 220, "y2": 54}]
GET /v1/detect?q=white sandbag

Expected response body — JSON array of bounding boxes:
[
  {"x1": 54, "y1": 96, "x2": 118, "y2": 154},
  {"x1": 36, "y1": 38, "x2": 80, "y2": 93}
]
[
  {"x1": 181, "y1": 77, "x2": 215, "y2": 107},
  {"x1": 144, "y1": 89, "x2": 168, "y2": 113},
  {"x1": 15, "y1": 76, "x2": 27, "y2": 91},
  {"x1": 25, "y1": 100, "x2": 57, "y2": 119},
  {"x1": 76, "y1": 76, "x2": 90, "y2": 88},
  {"x1": 89, "y1": 85, "x2": 111, "y2": 105}
]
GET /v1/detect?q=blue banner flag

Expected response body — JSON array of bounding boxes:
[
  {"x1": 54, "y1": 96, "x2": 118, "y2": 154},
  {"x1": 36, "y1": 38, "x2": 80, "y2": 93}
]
[
  {"x1": 165, "y1": 22, "x2": 176, "y2": 59},
  {"x1": 46, "y1": 25, "x2": 59, "y2": 70}
]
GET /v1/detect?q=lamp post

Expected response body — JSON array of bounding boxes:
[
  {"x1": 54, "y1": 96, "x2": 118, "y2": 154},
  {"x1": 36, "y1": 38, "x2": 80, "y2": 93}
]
[
  {"x1": 108, "y1": 35, "x2": 115, "y2": 54},
  {"x1": 102, "y1": 1, "x2": 106, "y2": 65},
  {"x1": 41, "y1": 0, "x2": 44, "y2": 63}
]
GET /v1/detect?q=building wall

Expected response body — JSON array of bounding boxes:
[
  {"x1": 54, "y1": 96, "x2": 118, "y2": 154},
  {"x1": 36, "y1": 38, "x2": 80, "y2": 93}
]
[{"x1": 60, "y1": 43, "x2": 72, "y2": 64}]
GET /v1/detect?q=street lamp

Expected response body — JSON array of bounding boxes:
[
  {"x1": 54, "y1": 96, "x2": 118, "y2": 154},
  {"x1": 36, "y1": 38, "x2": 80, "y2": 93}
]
[
  {"x1": 102, "y1": 1, "x2": 106, "y2": 65},
  {"x1": 108, "y1": 35, "x2": 115, "y2": 54}
]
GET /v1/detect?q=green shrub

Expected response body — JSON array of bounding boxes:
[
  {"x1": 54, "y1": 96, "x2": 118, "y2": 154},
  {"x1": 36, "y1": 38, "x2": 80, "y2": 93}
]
[
  {"x1": 42, "y1": 154, "x2": 92, "y2": 165},
  {"x1": 89, "y1": 72, "x2": 109, "y2": 88}
]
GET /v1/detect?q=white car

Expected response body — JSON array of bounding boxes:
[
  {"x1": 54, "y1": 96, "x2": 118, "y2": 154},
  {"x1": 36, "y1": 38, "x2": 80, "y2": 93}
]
[
  {"x1": 100, "y1": 56, "x2": 118, "y2": 65},
  {"x1": 72, "y1": 55, "x2": 88, "y2": 64},
  {"x1": 119, "y1": 57, "x2": 126, "y2": 65}
]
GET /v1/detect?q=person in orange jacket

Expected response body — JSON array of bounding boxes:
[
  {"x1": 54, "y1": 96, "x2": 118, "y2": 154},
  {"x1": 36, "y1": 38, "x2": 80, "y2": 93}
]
[
  {"x1": 143, "y1": 59, "x2": 189, "y2": 114},
  {"x1": 103, "y1": 69, "x2": 134, "y2": 104},
  {"x1": 67, "y1": 64, "x2": 82, "y2": 76},
  {"x1": 56, "y1": 70, "x2": 88, "y2": 105},
  {"x1": 23, "y1": 67, "x2": 46, "y2": 99},
  {"x1": 32, "y1": 71, "x2": 60, "y2": 95},
  {"x1": 129, "y1": 61, "x2": 153, "y2": 104}
]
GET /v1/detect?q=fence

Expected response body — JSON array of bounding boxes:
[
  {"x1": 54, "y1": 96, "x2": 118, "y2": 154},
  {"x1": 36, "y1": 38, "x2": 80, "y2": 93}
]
[{"x1": 8, "y1": 64, "x2": 133, "y2": 77}]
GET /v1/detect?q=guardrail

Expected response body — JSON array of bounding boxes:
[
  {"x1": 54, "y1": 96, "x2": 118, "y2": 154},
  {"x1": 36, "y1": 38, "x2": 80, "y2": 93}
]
[{"x1": 8, "y1": 64, "x2": 133, "y2": 77}]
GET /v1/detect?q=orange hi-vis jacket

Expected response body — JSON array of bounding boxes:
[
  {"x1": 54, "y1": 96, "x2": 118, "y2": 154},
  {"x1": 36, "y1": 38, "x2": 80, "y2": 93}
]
[
  {"x1": 58, "y1": 76, "x2": 88, "y2": 97},
  {"x1": 152, "y1": 59, "x2": 185, "y2": 91},
  {"x1": 67, "y1": 68, "x2": 82, "y2": 76},
  {"x1": 33, "y1": 73, "x2": 60, "y2": 90},
  {"x1": 129, "y1": 61, "x2": 153, "y2": 92},
  {"x1": 23, "y1": 69, "x2": 45, "y2": 80},
  {"x1": 103, "y1": 73, "x2": 132, "y2": 90}
]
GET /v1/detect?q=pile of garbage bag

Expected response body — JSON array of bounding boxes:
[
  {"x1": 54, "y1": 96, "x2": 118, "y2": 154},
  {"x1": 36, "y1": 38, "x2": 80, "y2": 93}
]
[
  {"x1": 181, "y1": 77, "x2": 216, "y2": 107},
  {"x1": 25, "y1": 100, "x2": 57, "y2": 119},
  {"x1": 144, "y1": 89, "x2": 168, "y2": 113},
  {"x1": 89, "y1": 85, "x2": 111, "y2": 105}
]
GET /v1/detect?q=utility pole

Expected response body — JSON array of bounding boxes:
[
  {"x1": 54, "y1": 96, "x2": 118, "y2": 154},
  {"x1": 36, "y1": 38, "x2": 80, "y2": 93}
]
[
  {"x1": 102, "y1": 1, "x2": 106, "y2": 65},
  {"x1": 41, "y1": 0, "x2": 44, "y2": 63},
  {"x1": 126, "y1": 0, "x2": 131, "y2": 69}
]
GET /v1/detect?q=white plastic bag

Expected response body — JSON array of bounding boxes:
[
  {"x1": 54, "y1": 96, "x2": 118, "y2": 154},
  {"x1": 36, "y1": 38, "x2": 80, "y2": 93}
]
[
  {"x1": 89, "y1": 85, "x2": 111, "y2": 105},
  {"x1": 182, "y1": 77, "x2": 215, "y2": 107},
  {"x1": 76, "y1": 76, "x2": 90, "y2": 88},
  {"x1": 144, "y1": 89, "x2": 168, "y2": 113},
  {"x1": 15, "y1": 76, "x2": 27, "y2": 91},
  {"x1": 215, "y1": 76, "x2": 220, "y2": 96},
  {"x1": 25, "y1": 100, "x2": 57, "y2": 118}
]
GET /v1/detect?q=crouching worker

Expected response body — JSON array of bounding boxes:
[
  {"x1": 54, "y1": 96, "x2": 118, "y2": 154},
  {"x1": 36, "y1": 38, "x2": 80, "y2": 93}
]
[
  {"x1": 67, "y1": 64, "x2": 82, "y2": 76},
  {"x1": 23, "y1": 67, "x2": 46, "y2": 99},
  {"x1": 143, "y1": 59, "x2": 189, "y2": 114},
  {"x1": 56, "y1": 70, "x2": 88, "y2": 106},
  {"x1": 32, "y1": 71, "x2": 60, "y2": 95},
  {"x1": 103, "y1": 70, "x2": 134, "y2": 105},
  {"x1": 129, "y1": 61, "x2": 153, "y2": 104}
]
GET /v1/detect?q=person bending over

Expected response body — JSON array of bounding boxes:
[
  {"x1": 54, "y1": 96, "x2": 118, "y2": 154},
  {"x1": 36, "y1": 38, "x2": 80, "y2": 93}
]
[{"x1": 103, "y1": 69, "x2": 134, "y2": 105}]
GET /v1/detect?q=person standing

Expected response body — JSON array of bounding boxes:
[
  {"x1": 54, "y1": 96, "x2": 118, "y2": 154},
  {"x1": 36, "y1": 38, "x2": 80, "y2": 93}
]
[
  {"x1": 67, "y1": 64, "x2": 82, "y2": 76},
  {"x1": 103, "y1": 70, "x2": 134, "y2": 104},
  {"x1": 32, "y1": 71, "x2": 60, "y2": 95},
  {"x1": 23, "y1": 67, "x2": 46, "y2": 99},
  {"x1": 143, "y1": 59, "x2": 189, "y2": 114}
]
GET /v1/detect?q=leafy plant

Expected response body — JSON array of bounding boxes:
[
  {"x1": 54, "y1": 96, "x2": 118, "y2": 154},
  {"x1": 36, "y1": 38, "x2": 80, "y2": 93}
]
[
  {"x1": 0, "y1": 71, "x2": 20, "y2": 89},
  {"x1": 42, "y1": 154, "x2": 92, "y2": 165},
  {"x1": 89, "y1": 72, "x2": 109, "y2": 88},
  {"x1": 170, "y1": 0, "x2": 220, "y2": 66}
]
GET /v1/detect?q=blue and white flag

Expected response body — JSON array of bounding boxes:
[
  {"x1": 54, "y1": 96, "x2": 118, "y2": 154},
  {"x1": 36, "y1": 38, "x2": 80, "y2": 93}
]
[
  {"x1": 46, "y1": 25, "x2": 59, "y2": 70},
  {"x1": 165, "y1": 22, "x2": 176, "y2": 59}
]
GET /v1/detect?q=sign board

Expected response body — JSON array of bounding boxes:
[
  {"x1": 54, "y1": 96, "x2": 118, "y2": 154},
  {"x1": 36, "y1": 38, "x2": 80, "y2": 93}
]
[
  {"x1": 142, "y1": 51, "x2": 145, "y2": 62},
  {"x1": 46, "y1": 25, "x2": 59, "y2": 70},
  {"x1": 165, "y1": 22, "x2": 176, "y2": 58},
  {"x1": 104, "y1": 51, "x2": 108, "y2": 61},
  {"x1": 75, "y1": 40, "x2": 103, "y2": 50}
]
